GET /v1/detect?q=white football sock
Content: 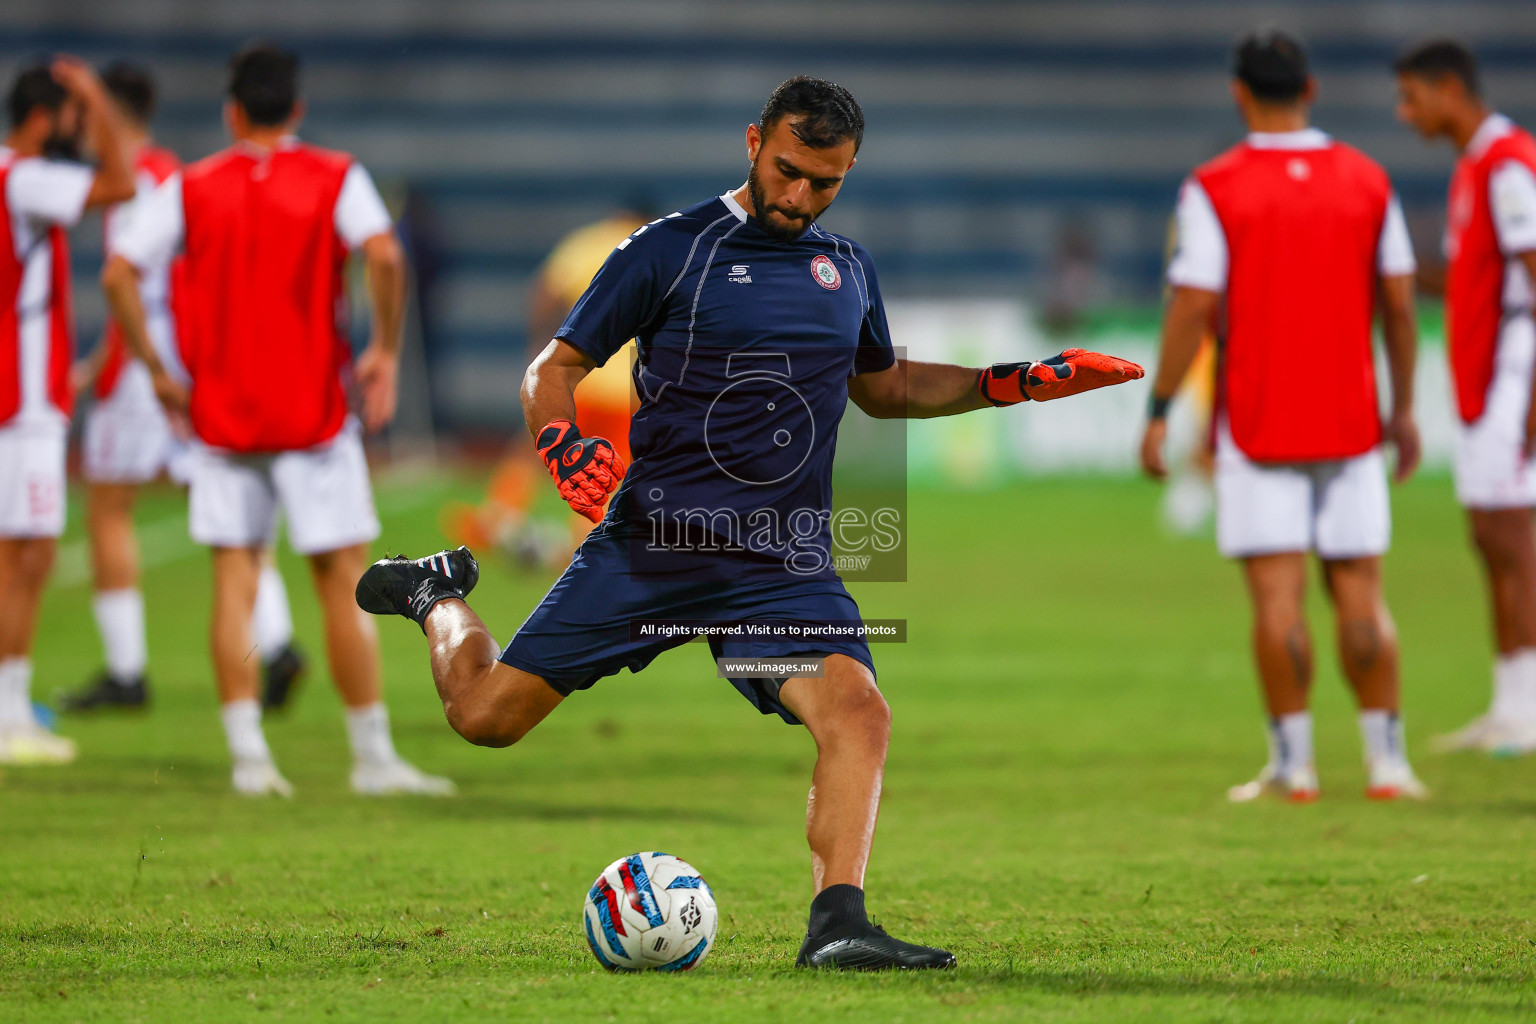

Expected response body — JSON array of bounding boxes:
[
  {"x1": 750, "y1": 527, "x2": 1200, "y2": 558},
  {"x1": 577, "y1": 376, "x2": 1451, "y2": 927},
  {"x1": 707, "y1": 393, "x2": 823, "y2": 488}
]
[
  {"x1": 1509, "y1": 649, "x2": 1536, "y2": 721},
  {"x1": 92, "y1": 587, "x2": 147, "y2": 681},
  {"x1": 344, "y1": 702, "x2": 399, "y2": 765},
  {"x1": 0, "y1": 658, "x2": 36, "y2": 729},
  {"x1": 1269, "y1": 711, "x2": 1313, "y2": 777},
  {"x1": 1359, "y1": 709, "x2": 1408, "y2": 766},
  {"x1": 1491, "y1": 654, "x2": 1523, "y2": 721},
  {"x1": 252, "y1": 563, "x2": 294, "y2": 662},
  {"x1": 220, "y1": 699, "x2": 273, "y2": 763}
]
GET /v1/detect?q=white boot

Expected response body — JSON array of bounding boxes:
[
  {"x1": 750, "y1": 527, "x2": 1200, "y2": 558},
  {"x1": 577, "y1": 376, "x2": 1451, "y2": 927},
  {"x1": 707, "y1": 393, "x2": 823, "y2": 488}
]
[
  {"x1": 232, "y1": 758, "x2": 294, "y2": 797},
  {"x1": 0, "y1": 724, "x2": 77, "y2": 765},
  {"x1": 351, "y1": 757, "x2": 456, "y2": 796}
]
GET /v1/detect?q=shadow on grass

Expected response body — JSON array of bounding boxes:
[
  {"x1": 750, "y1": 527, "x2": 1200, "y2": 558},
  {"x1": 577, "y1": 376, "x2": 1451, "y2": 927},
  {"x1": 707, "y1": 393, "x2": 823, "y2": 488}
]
[
  {"x1": 779, "y1": 964, "x2": 1529, "y2": 1014},
  {"x1": 1418, "y1": 794, "x2": 1536, "y2": 818},
  {"x1": 1, "y1": 761, "x2": 750, "y2": 825},
  {"x1": 0, "y1": 756, "x2": 231, "y2": 795}
]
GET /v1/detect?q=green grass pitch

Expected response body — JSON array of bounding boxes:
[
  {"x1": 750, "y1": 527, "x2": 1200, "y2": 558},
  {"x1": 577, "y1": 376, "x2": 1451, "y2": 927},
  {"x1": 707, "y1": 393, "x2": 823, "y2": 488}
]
[{"x1": 2, "y1": 470, "x2": 1534, "y2": 1022}]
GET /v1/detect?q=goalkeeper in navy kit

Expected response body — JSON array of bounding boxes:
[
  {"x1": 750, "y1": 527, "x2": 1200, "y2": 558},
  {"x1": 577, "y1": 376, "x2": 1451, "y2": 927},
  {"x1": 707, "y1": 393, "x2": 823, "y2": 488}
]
[{"x1": 358, "y1": 77, "x2": 1141, "y2": 969}]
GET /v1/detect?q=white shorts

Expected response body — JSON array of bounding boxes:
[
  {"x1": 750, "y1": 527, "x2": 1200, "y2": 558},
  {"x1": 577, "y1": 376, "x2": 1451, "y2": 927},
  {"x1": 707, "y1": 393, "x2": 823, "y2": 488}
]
[
  {"x1": 1453, "y1": 314, "x2": 1536, "y2": 509},
  {"x1": 188, "y1": 418, "x2": 380, "y2": 554},
  {"x1": 0, "y1": 424, "x2": 67, "y2": 538},
  {"x1": 1215, "y1": 420, "x2": 1391, "y2": 560},
  {"x1": 83, "y1": 379, "x2": 193, "y2": 485}
]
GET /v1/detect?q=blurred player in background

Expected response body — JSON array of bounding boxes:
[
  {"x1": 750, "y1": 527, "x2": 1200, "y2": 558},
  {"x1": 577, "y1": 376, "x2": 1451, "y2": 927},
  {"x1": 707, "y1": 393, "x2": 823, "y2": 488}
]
[
  {"x1": 102, "y1": 43, "x2": 451, "y2": 797},
  {"x1": 60, "y1": 61, "x2": 306, "y2": 715},
  {"x1": 1142, "y1": 30, "x2": 1426, "y2": 802},
  {"x1": 358, "y1": 76, "x2": 1142, "y2": 969},
  {"x1": 0, "y1": 58, "x2": 134, "y2": 764},
  {"x1": 1396, "y1": 41, "x2": 1536, "y2": 755},
  {"x1": 446, "y1": 204, "x2": 646, "y2": 567}
]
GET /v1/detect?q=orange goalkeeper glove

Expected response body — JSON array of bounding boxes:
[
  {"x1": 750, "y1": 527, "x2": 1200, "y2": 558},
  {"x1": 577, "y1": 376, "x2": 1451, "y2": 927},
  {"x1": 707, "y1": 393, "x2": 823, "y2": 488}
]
[
  {"x1": 535, "y1": 419, "x2": 626, "y2": 524},
  {"x1": 977, "y1": 348, "x2": 1145, "y2": 406}
]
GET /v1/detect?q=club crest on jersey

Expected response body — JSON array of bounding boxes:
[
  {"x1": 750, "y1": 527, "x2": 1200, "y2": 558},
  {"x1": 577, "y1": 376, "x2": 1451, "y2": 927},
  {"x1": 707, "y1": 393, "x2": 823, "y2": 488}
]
[{"x1": 810, "y1": 255, "x2": 841, "y2": 291}]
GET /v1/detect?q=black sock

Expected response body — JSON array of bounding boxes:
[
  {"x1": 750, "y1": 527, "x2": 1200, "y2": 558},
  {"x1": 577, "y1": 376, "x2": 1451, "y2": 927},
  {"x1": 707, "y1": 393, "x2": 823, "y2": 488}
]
[
  {"x1": 407, "y1": 578, "x2": 463, "y2": 632},
  {"x1": 806, "y1": 884, "x2": 869, "y2": 940}
]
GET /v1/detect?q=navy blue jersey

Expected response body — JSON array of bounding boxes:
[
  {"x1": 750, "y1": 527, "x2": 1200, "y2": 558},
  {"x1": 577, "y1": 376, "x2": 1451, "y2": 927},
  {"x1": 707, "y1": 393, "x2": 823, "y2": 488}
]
[{"x1": 555, "y1": 192, "x2": 896, "y2": 578}]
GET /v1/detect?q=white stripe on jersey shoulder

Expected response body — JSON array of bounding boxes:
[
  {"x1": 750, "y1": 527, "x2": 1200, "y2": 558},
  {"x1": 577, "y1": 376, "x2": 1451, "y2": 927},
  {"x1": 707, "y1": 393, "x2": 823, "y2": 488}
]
[
  {"x1": 719, "y1": 190, "x2": 749, "y2": 223},
  {"x1": 616, "y1": 212, "x2": 683, "y2": 251},
  {"x1": 659, "y1": 210, "x2": 737, "y2": 303}
]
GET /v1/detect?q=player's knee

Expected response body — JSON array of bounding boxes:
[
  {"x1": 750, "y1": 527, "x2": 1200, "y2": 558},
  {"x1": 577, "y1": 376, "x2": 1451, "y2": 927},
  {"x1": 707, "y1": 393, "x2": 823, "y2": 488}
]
[
  {"x1": 445, "y1": 700, "x2": 520, "y2": 748},
  {"x1": 1252, "y1": 602, "x2": 1302, "y2": 640},
  {"x1": 828, "y1": 681, "x2": 891, "y2": 750}
]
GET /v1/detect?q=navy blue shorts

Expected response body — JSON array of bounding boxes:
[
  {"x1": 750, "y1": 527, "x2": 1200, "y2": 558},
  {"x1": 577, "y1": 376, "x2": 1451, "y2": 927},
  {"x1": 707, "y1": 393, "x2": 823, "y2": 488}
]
[{"x1": 499, "y1": 527, "x2": 874, "y2": 724}]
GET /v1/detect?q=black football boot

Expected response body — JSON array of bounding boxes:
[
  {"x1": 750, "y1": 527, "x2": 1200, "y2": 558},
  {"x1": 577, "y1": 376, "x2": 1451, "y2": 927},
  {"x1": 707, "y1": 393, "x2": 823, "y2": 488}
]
[
  {"x1": 57, "y1": 671, "x2": 149, "y2": 713},
  {"x1": 355, "y1": 546, "x2": 480, "y2": 629},
  {"x1": 795, "y1": 884, "x2": 956, "y2": 971},
  {"x1": 261, "y1": 643, "x2": 309, "y2": 713}
]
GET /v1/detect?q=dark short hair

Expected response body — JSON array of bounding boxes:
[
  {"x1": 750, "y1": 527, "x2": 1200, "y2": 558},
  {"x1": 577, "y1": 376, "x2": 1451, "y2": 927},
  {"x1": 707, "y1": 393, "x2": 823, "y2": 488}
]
[
  {"x1": 1234, "y1": 28, "x2": 1310, "y2": 103},
  {"x1": 759, "y1": 76, "x2": 865, "y2": 153},
  {"x1": 227, "y1": 42, "x2": 299, "y2": 126},
  {"x1": 1394, "y1": 39, "x2": 1480, "y2": 98},
  {"x1": 102, "y1": 61, "x2": 155, "y2": 124},
  {"x1": 7, "y1": 63, "x2": 66, "y2": 129}
]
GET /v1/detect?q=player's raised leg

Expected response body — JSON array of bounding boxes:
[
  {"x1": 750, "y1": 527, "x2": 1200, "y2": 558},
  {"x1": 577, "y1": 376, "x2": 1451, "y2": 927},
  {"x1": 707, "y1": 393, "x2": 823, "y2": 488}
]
[
  {"x1": 1323, "y1": 556, "x2": 1426, "y2": 798},
  {"x1": 424, "y1": 605, "x2": 565, "y2": 748},
  {"x1": 311, "y1": 543, "x2": 455, "y2": 795},
  {"x1": 356, "y1": 546, "x2": 565, "y2": 746},
  {"x1": 779, "y1": 656, "x2": 954, "y2": 970},
  {"x1": 1229, "y1": 553, "x2": 1320, "y2": 802}
]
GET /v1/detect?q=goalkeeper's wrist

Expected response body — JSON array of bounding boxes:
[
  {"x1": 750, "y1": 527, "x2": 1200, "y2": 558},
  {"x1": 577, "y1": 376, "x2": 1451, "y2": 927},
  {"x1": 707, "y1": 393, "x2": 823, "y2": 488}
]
[
  {"x1": 977, "y1": 363, "x2": 1033, "y2": 407},
  {"x1": 535, "y1": 419, "x2": 583, "y2": 463}
]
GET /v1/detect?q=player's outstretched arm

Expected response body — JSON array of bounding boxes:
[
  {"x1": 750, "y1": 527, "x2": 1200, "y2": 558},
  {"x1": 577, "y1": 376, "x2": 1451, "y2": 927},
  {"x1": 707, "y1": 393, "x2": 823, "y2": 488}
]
[
  {"x1": 848, "y1": 360, "x2": 988, "y2": 419},
  {"x1": 849, "y1": 350, "x2": 1144, "y2": 420},
  {"x1": 1140, "y1": 285, "x2": 1219, "y2": 480},
  {"x1": 520, "y1": 340, "x2": 626, "y2": 523}
]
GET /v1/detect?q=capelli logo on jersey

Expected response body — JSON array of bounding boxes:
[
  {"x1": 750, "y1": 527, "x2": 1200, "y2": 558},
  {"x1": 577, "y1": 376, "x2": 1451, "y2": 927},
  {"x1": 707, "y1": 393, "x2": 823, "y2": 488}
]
[
  {"x1": 811, "y1": 254, "x2": 841, "y2": 291},
  {"x1": 728, "y1": 264, "x2": 753, "y2": 284}
]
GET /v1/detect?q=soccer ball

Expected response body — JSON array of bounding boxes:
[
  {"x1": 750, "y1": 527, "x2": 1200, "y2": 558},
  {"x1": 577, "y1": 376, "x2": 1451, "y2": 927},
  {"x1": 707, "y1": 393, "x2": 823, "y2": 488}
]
[{"x1": 582, "y1": 852, "x2": 718, "y2": 972}]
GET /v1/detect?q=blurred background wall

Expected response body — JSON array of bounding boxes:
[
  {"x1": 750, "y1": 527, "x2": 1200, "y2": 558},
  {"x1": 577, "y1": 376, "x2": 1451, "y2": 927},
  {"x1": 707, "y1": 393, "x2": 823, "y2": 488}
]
[{"x1": 5, "y1": 0, "x2": 1535, "y2": 445}]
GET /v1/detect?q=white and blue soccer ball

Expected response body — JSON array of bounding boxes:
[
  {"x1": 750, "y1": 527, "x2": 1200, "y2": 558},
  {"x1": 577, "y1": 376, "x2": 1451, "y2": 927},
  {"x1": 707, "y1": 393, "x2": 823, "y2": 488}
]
[{"x1": 582, "y1": 852, "x2": 718, "y2": 972}]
